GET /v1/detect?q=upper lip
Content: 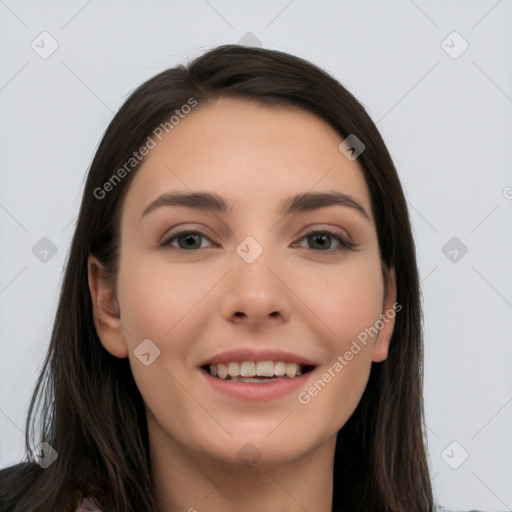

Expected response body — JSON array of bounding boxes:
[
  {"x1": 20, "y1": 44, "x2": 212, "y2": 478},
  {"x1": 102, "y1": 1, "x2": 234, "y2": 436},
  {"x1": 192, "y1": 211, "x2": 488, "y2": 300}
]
[{"x1": 199, "y1": 347, "x2": 319, "y2": 367}]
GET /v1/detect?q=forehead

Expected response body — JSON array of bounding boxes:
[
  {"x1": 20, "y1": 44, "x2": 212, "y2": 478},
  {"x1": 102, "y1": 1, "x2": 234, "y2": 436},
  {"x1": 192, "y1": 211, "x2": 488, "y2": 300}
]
[{"x1": 124, "y1": 97, "x2": 372, "y2": 217}]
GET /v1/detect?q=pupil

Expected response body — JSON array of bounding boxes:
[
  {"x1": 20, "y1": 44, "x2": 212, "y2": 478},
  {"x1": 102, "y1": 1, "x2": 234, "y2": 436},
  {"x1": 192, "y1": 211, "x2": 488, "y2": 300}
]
[
  {"x1": 309, "y1": 233, "x2": 330, "y2": 250},
  {"x1": 180, "y1": 234, "x2": 201, "y2": 249}
]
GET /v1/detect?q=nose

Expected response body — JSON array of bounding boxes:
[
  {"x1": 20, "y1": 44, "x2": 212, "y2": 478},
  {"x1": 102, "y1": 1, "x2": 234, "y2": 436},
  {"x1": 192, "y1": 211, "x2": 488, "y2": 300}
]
[{"x1": 220, "y1": 253, "x2": 293, "y2": 326}]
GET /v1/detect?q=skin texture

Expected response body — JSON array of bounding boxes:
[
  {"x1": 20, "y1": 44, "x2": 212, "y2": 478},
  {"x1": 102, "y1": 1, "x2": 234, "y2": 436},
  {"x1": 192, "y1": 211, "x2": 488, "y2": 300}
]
[{"x1": 88, "y1": 97, "x2": 397, "y2": 512}]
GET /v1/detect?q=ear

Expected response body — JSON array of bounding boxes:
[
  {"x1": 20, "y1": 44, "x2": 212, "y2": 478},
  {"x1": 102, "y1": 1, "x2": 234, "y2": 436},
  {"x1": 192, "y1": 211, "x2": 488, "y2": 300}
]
[
  {"x1": 372, "y1": 266, "x2": 397, "y2": 363},
  {"x1": 87, "y1": 255, "x2": 128, "y2": 358}
]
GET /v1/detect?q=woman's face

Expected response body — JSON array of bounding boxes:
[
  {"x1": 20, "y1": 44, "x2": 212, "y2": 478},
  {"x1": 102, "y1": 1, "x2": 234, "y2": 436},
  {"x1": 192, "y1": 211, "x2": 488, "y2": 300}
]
[{"x1": 90, "y1": 97, "x2": 396, "y2": 468}]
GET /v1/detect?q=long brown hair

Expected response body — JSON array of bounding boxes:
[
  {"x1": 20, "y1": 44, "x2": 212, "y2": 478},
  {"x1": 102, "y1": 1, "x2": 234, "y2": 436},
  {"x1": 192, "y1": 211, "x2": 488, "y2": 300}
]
[{"x1": 0, "y1": 44, "x2": 433, "y2": 511}]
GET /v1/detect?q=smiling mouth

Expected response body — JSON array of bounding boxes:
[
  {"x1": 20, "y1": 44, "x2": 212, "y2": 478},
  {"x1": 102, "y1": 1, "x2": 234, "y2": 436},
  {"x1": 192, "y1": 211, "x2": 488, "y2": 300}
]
[{"x1": 202, "y1": 360, "x2": 316, "y2": 382}]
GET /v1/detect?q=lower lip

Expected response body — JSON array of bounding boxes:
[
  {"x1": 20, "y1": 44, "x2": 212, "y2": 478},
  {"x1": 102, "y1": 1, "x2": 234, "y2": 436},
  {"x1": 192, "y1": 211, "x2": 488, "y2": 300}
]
[{"x1": 200, "y1": 368, "x2": 312, "y2": 401}]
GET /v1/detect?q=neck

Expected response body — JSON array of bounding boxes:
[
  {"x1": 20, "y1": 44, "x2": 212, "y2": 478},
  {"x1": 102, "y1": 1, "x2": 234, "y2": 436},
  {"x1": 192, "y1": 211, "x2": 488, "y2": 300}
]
[{"x1": 148, "y1": 417, "x2": 336, "y2": 512}]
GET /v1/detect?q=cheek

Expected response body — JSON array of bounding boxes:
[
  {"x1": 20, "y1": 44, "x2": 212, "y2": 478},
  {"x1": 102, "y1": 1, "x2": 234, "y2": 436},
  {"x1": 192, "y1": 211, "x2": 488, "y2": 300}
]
[
  {"x1": 298, "y1": 252, "x2": 384, "y2": 348},
  {"x1": 295, "y1": 355, "x2": 372, "y2": 443},
  {"x1": 115, "y1": 250, "x2": 217, "y2": 390},
  {"x1": 116, "y1": 252, "x2": 205, "y2": 341},
  {"x1": 288, "y1": 255, "x2": 383, "y2": 431},
  {"x1": 115, "y1": 254, "x2": 204, "y2": 417}
]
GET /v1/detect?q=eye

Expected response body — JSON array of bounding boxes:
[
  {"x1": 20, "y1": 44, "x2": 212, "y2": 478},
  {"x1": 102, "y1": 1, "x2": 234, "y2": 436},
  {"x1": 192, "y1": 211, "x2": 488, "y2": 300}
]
[
  {"x1": 291, "y1": 228, "x2": 356, "y2": 252},
  {"x1": 158, "y1": 228, "x2": 355, "y2": 252},
  {"x1": 158, "y1": 230, "x2": 216, "y2": 250}
]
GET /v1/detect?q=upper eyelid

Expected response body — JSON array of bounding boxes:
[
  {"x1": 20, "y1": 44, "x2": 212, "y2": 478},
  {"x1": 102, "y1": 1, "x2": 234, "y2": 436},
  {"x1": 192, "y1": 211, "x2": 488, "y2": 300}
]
[{"x1": 161, "y1": 225, "x2": 349, "y2": 240}]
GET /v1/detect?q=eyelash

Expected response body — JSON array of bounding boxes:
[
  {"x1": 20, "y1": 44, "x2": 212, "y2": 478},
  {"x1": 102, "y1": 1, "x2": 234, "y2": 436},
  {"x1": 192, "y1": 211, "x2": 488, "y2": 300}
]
[{"x1": 158, "y1": 228, "x2": 356, "y2": 252}]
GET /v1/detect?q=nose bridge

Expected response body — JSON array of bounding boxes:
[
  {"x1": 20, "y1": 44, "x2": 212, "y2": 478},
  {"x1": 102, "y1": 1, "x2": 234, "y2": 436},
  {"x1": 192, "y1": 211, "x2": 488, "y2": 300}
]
[{"x1": 219, "y1": 234, "x2": 293, "y2": 324}]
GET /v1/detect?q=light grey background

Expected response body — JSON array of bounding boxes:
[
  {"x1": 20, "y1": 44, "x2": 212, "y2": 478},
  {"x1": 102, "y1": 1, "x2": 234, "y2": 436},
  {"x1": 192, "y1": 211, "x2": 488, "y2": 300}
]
[{"x1": 1, "y1": 1, "x2": 511, "y2": 510}]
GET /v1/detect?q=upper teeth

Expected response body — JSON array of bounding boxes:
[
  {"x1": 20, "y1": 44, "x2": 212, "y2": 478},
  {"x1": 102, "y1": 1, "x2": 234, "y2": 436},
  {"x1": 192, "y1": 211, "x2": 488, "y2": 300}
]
[{"x1": 209, "y1": 361, "x2": 303, "y2": 379}]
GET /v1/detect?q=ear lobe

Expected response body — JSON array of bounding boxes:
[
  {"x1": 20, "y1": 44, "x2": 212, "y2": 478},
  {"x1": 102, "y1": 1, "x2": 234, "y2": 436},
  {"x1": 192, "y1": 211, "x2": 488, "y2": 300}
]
[
  {"x1": 372, "y1": 266, "x2": 397, "y2": 363},
  {"x1": 87, "y1": 255, "x2": 128, "y2": 359}
]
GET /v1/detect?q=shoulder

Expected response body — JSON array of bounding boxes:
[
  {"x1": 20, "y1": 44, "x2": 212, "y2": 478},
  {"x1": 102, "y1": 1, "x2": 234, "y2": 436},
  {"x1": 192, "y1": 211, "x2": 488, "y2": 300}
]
[
  {"x1": 435, "y1": 506, "x2": 510, "y2": 512},
  {"x1": 75, "y1": 495, "x2": 105, "y2": 511},
  {"x1": 0, "y1": 461, "x2": 42, "y2": 510}
]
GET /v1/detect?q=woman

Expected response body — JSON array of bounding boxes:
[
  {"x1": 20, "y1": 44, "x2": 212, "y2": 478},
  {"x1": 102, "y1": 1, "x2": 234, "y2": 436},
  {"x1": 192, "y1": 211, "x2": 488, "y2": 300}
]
[{"x1": 0, "y1": 44, "x2": 444, "y2": 511}]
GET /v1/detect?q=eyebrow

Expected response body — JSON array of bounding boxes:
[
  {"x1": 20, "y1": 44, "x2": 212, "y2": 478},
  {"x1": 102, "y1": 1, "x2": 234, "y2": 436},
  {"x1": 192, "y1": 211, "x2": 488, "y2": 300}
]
[{"x1": 141, "y1": 190, "x2": 371, "y2": 222}]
